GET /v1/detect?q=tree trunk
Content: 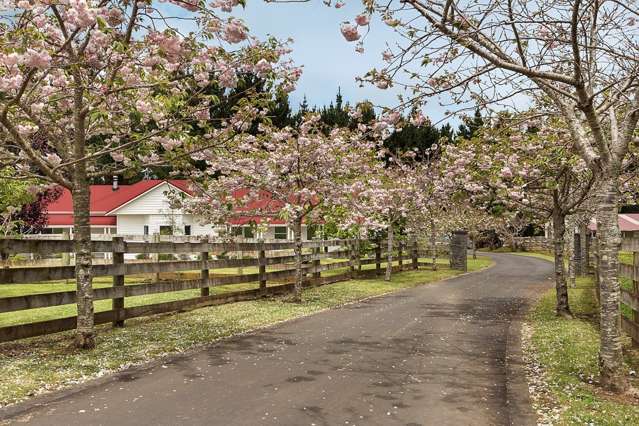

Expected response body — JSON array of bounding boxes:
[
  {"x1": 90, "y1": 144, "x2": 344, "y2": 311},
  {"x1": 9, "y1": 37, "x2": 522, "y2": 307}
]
[
  {"x1": 72, "y1": 175, "x2": 95, "y2": 349},
  {"x1": 596, "y1": 176, "x2": 628, "y2": 392},
  {"x1": 292, "y1": 216, "x2": 303, "y2": 302},
  {"x1": 552, "y1": 210, "x2": 572, "y2": 318},
  {"x1": 430, "y1": 223, "x2": 437, "y2": 271},
  {"x1": 385, "y1": 225, "x2": 393, "y2": 281},
  {"x1": 566, "y1": 219, "x2": 576, "y2": 288}
]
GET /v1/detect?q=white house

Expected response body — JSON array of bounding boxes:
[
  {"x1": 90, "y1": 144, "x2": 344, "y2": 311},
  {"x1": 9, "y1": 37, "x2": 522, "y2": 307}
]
[{"x1": 41, "y1": 179, "x2": 316, "y2": 241}]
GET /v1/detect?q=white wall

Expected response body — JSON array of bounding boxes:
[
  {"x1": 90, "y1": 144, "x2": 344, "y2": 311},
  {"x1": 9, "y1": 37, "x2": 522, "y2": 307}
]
[
  {"x1": 111, "y1": 182, "x2": 178, "y2": 215},
  {"x1": 116, "y1": 215, "x2": 147, "y2": 235},
  {"x1": 116, "y1": 214, "x2": 217, "y2": 237}
]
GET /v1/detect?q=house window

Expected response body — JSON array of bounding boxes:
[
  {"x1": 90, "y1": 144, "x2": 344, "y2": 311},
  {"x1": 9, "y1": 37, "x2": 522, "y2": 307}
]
[
  {"x1": 243, "y1": 226, "x2": 254, "y2": 239},
  {"x1": 184, "y1": 225, "x2": 191, "y2": 236},
  {"x1": 143, "y1": 225, "x2": 149, "y2": 235},
  {"x1": 307, "y1": 224, "x2": 319, "y2": 240},
  {"x1": 159, "y1": 225, "x2": 173, "y2": 235},
  {"x1": 274, "y1": 226, "x2": 287, "y2": 240},
  {"x1": 232, "y1": 226, "x2": 243, "y2": 237}
]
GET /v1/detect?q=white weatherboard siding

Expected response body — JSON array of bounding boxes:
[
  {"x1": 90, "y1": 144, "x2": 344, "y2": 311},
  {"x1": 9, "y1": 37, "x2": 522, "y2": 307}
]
[
  {"x1": 116, "y1": 214, "x2": 217, "y2": 237},
  {"x1": 259, "y1": 225, "x2": 307, "y2": 241},
  {"x1": 111, "y1": 182, "x2": 217, "y2": 237},
  {"x1": 109, "y1": 182, "x2": 180, "y2": 215}
]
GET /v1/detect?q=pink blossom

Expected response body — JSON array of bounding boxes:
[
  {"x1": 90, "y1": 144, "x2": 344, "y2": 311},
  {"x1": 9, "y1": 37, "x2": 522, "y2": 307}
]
[
  {"x1": 110, "y1": 152, "x2": 126, "y2": 162},
  {"x1": 254, "y1": 59, "x2": 272, "y2": 77},
  {"x1": 500, "y1": 167, "x2": 513, "y2": 179},
  {"x1": 384, "y1": 18, "x2": 400, "y2": 27},
  {"x1": 45, "y1": 153, "x2": 62, "y2": 167},
  {"x1": 411, "y1": 112, "x2": 427, "y2": 127},
  {"x1": 219, "y1": 69, "x2": 238, "y2": 89},
  {"x1": 224, "y1": 19, "x2": 249, "y2": 44},
  {"x1": 24, "y1": 49, "x2": 51, "y2": 69},
  {"x1": 340, "y1": 23, "x2": 360, "y2": 42},
  {"x1": 170, "y1": 0, "x2": 199, "y2": 11},
  {"x1": 135, "y1": 100, "x2": 153, "y2": 115},
  {"x1": 382, "y1": 50, "x2": 393, "y2": 62},
  {"x1": 0, "y1": 53, "x2": 20, "y2": 67},
  {"x1": 335, "y1": 1, "x2": 345, "y2": 8},
  {"x1": 375, "y1": 79, "x2": 389, "y2": 89},
  {"x1": 355, "y1": 14, "x2": 370, "y2": 26},
  {"x1": 195, "y1": 109, "x2": 210, "y2": 121},
  {"x1": 212, "y1": 0, "x2": 239, "y2": 12},
  {"x1": 382, "y1": 111, "x2": 401, "y2": 125}
]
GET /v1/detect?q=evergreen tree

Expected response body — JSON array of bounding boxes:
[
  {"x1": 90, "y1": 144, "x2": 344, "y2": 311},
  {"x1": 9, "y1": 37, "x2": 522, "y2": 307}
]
[
  {"x1": 456, "y1": 108, "x2": 484, "y2": 141},
  {"x1": 439, "y1": 123, "x2": 455, "y2": 143},
  {"x1": 320, "y1": 88, "x2": 350, "y2": 128}
]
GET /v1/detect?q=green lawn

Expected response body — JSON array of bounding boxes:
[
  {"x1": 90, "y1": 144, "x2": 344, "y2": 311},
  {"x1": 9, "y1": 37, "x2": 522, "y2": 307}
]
[
  {"x1": 512, "y1": 251, "x2": 555, "y2": 262},
  {"x1": 515, "y1": 251, "x2": 639, "y2": 425},
  {"x1": 0, "y1": 256, "x2": 492, "y2": 407}
]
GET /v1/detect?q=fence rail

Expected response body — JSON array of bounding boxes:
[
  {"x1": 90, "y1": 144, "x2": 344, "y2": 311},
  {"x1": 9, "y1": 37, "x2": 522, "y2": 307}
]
[
  {"x1": 0, "y1": 237, "x2": 440, "y2": 343},
  {"x1": 591, "y1": 233, "x2": 639, "y2": 345}
]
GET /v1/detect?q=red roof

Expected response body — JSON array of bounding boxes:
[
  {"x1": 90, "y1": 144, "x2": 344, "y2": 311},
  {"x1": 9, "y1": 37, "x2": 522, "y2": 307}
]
[
  {"x1": 44, "y1": 181, "x2": 316, "y2": 228},
  {"x1": 588, "y1": 214, "x2": 639, "y2": 232},
  {"x1": 46, "y1": 180, "x2": 191, "y2": 226}
]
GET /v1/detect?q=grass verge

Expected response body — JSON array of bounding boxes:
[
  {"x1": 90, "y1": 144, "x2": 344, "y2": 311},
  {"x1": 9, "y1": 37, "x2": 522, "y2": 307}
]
[
  {"x1": 517, "y1": 252, "x2": 639, "y2": 425},
  {"x1": 0, "y1": 256, "x2": 492, "y2": 407}
]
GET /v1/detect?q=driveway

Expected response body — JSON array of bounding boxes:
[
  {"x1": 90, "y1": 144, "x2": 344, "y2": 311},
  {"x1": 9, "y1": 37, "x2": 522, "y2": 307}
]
[{"x1": 2, "y1": 253, "x2": 553, "y2": 425}]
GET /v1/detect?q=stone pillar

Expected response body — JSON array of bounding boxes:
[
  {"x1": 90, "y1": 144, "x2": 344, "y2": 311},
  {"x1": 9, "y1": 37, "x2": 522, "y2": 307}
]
[
  {"x1": 573, "y1": 233, "x2": 582, "y2": 276},
  {"x1": 450, "y1": 230, "x2": 468, "y2": 272},
  {"x1": 579, "y1": 223, "x2": 590, "y2": 275}
]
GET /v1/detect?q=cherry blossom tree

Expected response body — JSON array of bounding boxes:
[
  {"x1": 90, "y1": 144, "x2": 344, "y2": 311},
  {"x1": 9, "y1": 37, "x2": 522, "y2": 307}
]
[
  {"x1": 0, "y1": 0, "x2": 299, "y2": 348},
  {"x1": 349, "y1": 160, "x2": 417, "y2": 281},
  {"x1": 339, "y1": 0, "x2": 638, "y2": 391},
  {"x1": 181, "y1": 113, "x2": 376, "y2": 302},
  {"x1": 340, "y1": 110, "x2": 444, "y2": 280},
  {"x1": 440, "y1": 115, "x2": 596, "y2": 317}
]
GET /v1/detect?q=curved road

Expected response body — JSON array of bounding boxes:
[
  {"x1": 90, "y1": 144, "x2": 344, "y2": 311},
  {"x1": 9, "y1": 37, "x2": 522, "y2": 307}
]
[{"x1": 3, "y1": 253, "x2": 553, "y2": 426}]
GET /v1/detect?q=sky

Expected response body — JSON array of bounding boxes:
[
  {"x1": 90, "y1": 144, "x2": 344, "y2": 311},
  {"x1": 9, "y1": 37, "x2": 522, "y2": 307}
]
[{"x1": 232, "y1": 1, "x2": 454, "y2": 125}]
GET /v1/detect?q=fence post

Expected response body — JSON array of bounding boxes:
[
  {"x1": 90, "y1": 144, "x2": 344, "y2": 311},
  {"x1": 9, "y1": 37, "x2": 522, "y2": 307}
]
[
  {"x1": 594, "y1": 237, "x2": 600, "y2": 301},
  {"x1": 375, "y1": 239, "x2": 382, "y2": 276},
  {"x1": 112, "y1": 237, "x2": 126, "y2": 327},
  {"x1": 398, "y1": 241, "x2": 403, "y2": 271},
  {"x1": 200, "y1": 236, "x2": 210, "y2": 297},
  {"x1": 412, "y1": 238, "x2": 418, "y2": 270},
  {"x1": 349, "y1": 240, "x2": 356, "y2": 278},
  {"x1": 312, "y1": 240, "x2": 321, "y2": 280},
  {"x1": 633, "y1": 251, "x2": 639, "y2": 341},
  {"x1": 258, "y1": 239, "x2": 267, "y2": 294},
  {"x1": 62, "y1": 229, "x2": 71, "y2": 284},
  {"x1": 152, "y1": 232, "x2": 160, "y2": 281}
]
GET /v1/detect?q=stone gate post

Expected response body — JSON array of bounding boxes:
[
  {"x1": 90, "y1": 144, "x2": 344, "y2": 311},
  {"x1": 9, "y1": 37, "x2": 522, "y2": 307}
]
[{"x1": 450, "y1": 230, "x2": 468, "y2": 272}]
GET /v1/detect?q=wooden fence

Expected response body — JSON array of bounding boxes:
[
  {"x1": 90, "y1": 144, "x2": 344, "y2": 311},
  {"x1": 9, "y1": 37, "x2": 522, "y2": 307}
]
[
  {"x1": 591, "y1": 234, "x2": 639, "y2": 344},
  {"x1": 0, "y1": 238, "x2": 444, "y2": 343}
]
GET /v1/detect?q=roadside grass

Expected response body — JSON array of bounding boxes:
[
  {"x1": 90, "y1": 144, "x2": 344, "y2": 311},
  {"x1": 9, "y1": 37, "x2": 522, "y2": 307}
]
[
  {"x1": 0, "y1": 256, "x2": 492, "y2": 407},
  {"x1": 516, "y1": 252, "x2": 639, "y2": 424},
  {"x1": 511, "y1": 251, "x2": 555, "y2": 262},
  {"x1": 619, "y1": 251, "x2": 633, "y2": 266},
  {"x1": 479, "y1": 246, "x2": 515, "y2": 253}
]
